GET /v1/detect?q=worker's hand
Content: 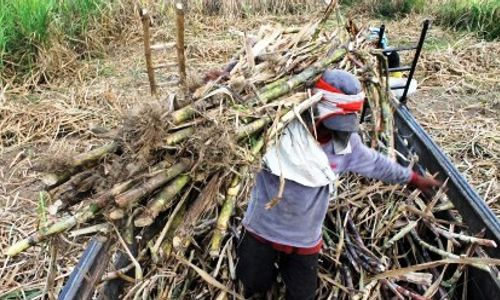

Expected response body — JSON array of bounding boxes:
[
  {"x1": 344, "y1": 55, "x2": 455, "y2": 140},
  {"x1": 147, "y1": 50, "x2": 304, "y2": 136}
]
[
  {"x1": 203, "y1": 69, "x2": 229, "y2": 83},
  {"x1": 409, "y1": 172, "x2": 442, "y2": 195}
]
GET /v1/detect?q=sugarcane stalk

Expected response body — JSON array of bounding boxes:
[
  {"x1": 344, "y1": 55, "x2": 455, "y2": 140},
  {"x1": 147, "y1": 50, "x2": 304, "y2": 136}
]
[
  {"x1": 266, "y1": 92, "x2": 323, "y2": 140},
  {"x1": 254, "y1": 47, "x2": 346, "y2": 104},
  {"x1": 115, "y1": 158, "x2": 191, "y2": 208},
  {"x1": 345, "y1": 249, "x2": 361, "y2": 274},
  {"x1": 170, "y1": 51, "x2": 326, "y2": 126},
  {"x1": 44, "y1": 126, "x2": 185, "y2": 191},
  {"x1": 134, "y1": 175, "x2": 191, "y2": 227},
  {"x1": 73, "y1": 142, "x2": 118, "y2": 167},
  {"x1": 434, "y1": 226, "x2": 497, "y2": 248},
  {"x1": 173, "y1": 173, "x2": 223, "y2": 252},
  {"x1": 380, "y1": 279, "x2": 404, "y2": 300},
  {"x1": 410, "y1": 230, "x2": 489, "y2": 272},
  {"x1": 342, "y1": 265, "x2": 354, "y2": 293},
  {"x1": 443, "y1": 244, "x2": 477, "y2": 292},
  {"x1": 209, "y1": 174, "x2": 241, "y2": 257},
  {"x1": 353, "y1": 279, "x2": 378, "y2": 300},
  {"x1": 37, "y1": 191, "x2": 50, "y2": 232},
  {"x1": 236, "y1": 118, "x2": 271, "y2": 140},
  {"x1": 165, "y1": 127, "x2": 195, "y2": 145},
  {"x1": 6, "y1": 159, "x2": 195, "y2": 256},
  {"x1": 345, "y1": 233, "x2": 377, "y2": 274},
  {"x1": 169, "y1": 95, "x2": 221, "y2": 125},
  {"x1": 235, "y1": 92, "x2": 308, "y2": 139},
  {"x1": 405, "y1": 229, "x2": 450, "y2": 298},
  {"x1": 388, "y1": 280, "x2": 429, "y2": 300},
  {"x1": 363, "y1": 82, "x2": 381, "y2": 149},
  {"x1": 395, "y1": 272, "x2": 433, "y2": 286},
  {"x1": 209, "y1": 137, "x2": 264, "y2": 256},
  {"x1": 371, "y1": 51, "x2": 396, "y2": 157},
  {"x1": 345, "y1": 216, "x2": 384, "y2": 266},
  {"x1": 41, "y1": 142, "x2": 118, "y2": 187},
  {"x1": 49, "y1": 170, "x2": 96, "y2": 210},
  {"x1": 160, "y1": 202, "x2": 188, "y2": 258},
  {"x1": 377, "y1": 81, "x2": 395, "y2": 160},
  {"x1": 259, "y1": 76, "x2": 288, "y2": 93},
  {"x1": 175, "y1": 2, "x2": 187, "y2": 96},
  {"x1": 6, "y1": 202, "x2": 100, "y2": 256},
  {"x1": 384, "y1": 221, "x2": 418, "y2": 249},
  {"x1": 69, "y1": 223, "x2": 111, "y2": 237},
  {"x1": 141, "y1": 8, "x2": 156, "y2": 96}
]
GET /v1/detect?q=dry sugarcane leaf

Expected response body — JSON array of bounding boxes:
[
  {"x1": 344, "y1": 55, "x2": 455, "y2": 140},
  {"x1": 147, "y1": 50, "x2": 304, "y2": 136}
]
[
  {"x1": 383, "y1": 220, "x2": 418, "y2": 249},
  {"x1": 423, "y1": 265, "x2": 448, "y2": 299},
  {"x1": 175, "y1": 255, "x2": 244, "y2": 300},
  {"x1": 372, "y1": 257, "x2": 500, "y2": 281},
  {"x1": 174, "y1": 173, "x2": 222, "y2": 250},
  {"x1": 318, "y1": 273, "x2": 350, "y2": 294}
]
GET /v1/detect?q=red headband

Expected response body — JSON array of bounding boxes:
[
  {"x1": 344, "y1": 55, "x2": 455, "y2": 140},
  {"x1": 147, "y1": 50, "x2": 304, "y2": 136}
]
[{"x1": 314, "y1": 78, "x2": 345, "y2": 94}]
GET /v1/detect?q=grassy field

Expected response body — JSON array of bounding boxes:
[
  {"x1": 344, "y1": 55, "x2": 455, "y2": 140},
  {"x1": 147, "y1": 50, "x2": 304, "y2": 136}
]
[
  {"x1": 0, "y1": 0, "x2": 498, "y2": 85},
  {"x1": 343, "y1": 0, "x2": 499, "y2": 40},
  {"x1": 0, "y1": 0, "x2": 325, "y2": 84},
  {"x1": 0, "y1": 0, "x2": 120, "y2": 81}
]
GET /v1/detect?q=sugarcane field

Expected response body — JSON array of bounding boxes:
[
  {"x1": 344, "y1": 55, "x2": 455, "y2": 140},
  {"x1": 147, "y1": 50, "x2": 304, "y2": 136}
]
[{"x1": 1, "y1": 0, "x2": 499, "y2": 299}]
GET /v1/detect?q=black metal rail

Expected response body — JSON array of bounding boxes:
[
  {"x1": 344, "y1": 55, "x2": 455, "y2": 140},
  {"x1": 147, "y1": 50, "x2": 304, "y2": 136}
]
[{"x1": 58, "y1": 236, "x2": 111, "y2": 300}]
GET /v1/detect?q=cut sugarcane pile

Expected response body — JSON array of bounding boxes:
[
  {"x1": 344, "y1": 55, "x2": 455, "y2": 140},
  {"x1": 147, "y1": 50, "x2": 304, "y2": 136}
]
[{"x1": 6, "y1": 13, "x2": 499, "y2": 299}]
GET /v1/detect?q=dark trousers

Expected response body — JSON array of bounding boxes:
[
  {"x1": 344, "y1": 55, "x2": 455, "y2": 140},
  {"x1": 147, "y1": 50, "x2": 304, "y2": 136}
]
[{"x1": 236, "y1": 232, "x2": 318, "y2": 300}]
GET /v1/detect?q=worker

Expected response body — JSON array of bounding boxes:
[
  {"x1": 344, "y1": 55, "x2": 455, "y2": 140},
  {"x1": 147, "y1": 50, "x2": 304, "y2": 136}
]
[{"x1": 234, "y1": 69, "x2": 441, "y2": 299}]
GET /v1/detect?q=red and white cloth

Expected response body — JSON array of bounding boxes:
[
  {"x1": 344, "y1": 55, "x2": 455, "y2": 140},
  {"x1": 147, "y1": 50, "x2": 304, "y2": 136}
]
[{"x1": 313, "y1": 78, "x2": 365, "y2": 124}]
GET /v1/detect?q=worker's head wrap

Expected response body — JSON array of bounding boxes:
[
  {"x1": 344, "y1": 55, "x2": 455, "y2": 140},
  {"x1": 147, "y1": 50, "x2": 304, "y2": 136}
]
[{"x1": 313, "y1": 69, "x2": 364, "y2": 132}]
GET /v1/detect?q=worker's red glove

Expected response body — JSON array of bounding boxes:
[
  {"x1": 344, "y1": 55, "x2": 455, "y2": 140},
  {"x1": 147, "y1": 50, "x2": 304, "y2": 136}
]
[
  {"x1": 203, "y1": 69, "x2": 230, "y2": 82},
  {"x1": 409, "y1": 172, "x2": 442, "y2": 195}
]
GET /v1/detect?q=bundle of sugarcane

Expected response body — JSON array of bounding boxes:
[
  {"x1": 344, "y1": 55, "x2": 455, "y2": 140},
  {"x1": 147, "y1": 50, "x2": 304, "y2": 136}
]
[
  {"x1": 5, "y1": 10, "x2": 499, "y2": 300},
  {"x1": 315, "y1": 174, "x2": 499, "y2": 300},
  {"x1": 5, "y1": 9, "x2": 355, "y2": 258}
]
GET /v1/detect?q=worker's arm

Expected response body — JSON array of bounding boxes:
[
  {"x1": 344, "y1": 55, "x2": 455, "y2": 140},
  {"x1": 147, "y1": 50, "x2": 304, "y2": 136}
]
[
  {"x1": 343, "y1": 133, "x2": 411, "y2": 184},
  {"x1": 343, "y1": 133, "x2": 441, "y2": 193}
]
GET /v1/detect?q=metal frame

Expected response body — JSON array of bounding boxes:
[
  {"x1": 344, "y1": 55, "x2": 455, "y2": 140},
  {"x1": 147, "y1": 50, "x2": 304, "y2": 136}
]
[
  {"x1": 58, "y1": 236, "x2": 111, "y2": 300},
  {"x1": 378, "y1": 19, "x2": 431, "y2": 104}
]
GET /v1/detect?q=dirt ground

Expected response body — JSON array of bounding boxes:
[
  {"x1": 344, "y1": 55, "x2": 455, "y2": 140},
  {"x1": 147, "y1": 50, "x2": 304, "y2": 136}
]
[{"x1": 0, "y1": 13, "x2": 498, "y2": 297}]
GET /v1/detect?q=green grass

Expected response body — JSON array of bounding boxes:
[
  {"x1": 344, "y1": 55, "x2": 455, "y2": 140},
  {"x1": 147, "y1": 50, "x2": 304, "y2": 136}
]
[
  {"x1": 341, "y1": 0, "x2": 500, "y2": 40},
  {"x1": 373, "y1": 0, "x2": 426, "y2": 17},
  {"x1": 0, "y1": 0, "x2": 114, "y2": 77},
  {"x1": 340, "y1": 0, "x2": 426, "y2": 17},
  {"x1": 0, "y1": 0, "x2": 54, "y2": 70},
  {"x1": 56, "y1": 0, "x2": 108, "y2": 37},
  {"x1": 435, "y1": 0, "x2": 499, "y2": 41}
]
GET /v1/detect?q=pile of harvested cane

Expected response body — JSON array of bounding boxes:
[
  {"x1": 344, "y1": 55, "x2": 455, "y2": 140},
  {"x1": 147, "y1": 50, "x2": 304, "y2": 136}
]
[{"x1": 5, "y1": 8, "x2": 499, "y2": 300}]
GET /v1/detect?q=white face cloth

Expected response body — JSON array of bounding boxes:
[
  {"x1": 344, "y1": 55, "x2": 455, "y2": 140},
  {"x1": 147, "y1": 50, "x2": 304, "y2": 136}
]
[{"x1": 263, "y1": 119, "x2": 339, "y2": 188}]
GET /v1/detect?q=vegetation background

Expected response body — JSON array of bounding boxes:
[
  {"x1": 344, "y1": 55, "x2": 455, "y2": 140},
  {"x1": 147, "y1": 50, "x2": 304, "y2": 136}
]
[{"x1": 0, "y1": 0, "x2": 498, "y2": 84}]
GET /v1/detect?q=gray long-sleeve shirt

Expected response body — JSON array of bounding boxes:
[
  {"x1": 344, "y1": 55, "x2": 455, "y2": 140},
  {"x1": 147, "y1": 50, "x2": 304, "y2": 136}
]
[{"x1": 242, "y1": 132, "x2": 412, "y2": 248}]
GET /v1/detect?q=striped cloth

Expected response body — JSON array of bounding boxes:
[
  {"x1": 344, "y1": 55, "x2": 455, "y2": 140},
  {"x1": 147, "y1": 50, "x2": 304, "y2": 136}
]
[{"x1": 313, "y1": 78, "x2": 365, "y2": 125}]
